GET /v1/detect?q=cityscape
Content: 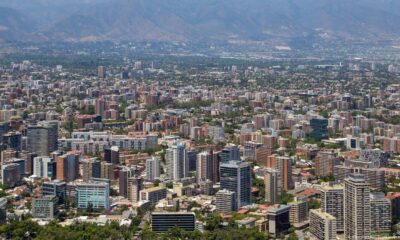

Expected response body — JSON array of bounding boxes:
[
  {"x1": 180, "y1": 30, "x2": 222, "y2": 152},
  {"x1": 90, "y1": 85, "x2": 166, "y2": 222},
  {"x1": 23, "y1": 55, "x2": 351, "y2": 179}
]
[{"x1": 1, "y1": 1, "x2": 400, "y2": 240}]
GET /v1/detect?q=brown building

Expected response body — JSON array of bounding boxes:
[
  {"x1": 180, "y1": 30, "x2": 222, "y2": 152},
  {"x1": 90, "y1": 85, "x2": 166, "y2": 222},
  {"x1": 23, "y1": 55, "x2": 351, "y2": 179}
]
[{"x1": 315, "y1": 151, "x2": 341, "y2": 177}]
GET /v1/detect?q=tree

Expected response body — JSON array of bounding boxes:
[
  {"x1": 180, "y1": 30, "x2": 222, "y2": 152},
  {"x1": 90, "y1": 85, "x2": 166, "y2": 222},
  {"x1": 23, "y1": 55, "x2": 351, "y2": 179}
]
[
  {"x1": 308, "y1": 199, "x2": 321, "y2": 209},
  {"x1": 280, "y1": 191, "x2": 294, "y2": 204}
]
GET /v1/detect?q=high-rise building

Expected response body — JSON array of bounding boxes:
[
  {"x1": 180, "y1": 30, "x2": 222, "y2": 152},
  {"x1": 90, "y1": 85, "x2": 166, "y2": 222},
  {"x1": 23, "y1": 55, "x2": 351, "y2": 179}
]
[
  {"x1": 344, "y1": 173, "x2": 371, "y2": 240},
  {"x1": 95, "y1": 99, "x2": 106, "y2": 117},
  {"x1": 20, "y1": 151, "x2": 37, "y2": 175},
  {"x1": 267, "y1": 205, "x2": 291, "y2": 238},
  {"x1": 315, "y1": 151, "x2": 340, "y2": 177},
  {"x1": 309, "y1": 209, "x2": 337, "y2": 240},
  {"x1": 81, "y1": 158, "x2": 101, "y2": 181},
  {"x1": 2, "y1": 131, "x2": 22, "y2": 151},
  {"x1": 32, "y1": 195, "x2": 59, "y2": 220},
  {"x1": 243, "y1": 141, "x2": 263, "y2": 161},
  {"x1": 165, "y1": 142, "x2": 188, "y2": 180},
  {"x1": 320, "y1": 183, "x2": 344, "y2": 232},
  {"x1": 0, "y1": 198, "x2": 6, "y2": 224},
  {"x1": 42, "y1": 180, "x2": 66, "y2": 204},
  {"x1": 2, "y1": 163, "x2": 20, "y2": 187},
  {"x1": 100, "y1": 162, "x2": 114, "y2": 180},
  {"x1": 97, "y1": 66, "x2": 106, "y2": 78},
  {"x1": 267, "y1": 155, "x2": 293, "y2": 192},
  {"x1": 196, "y1": 151, "x2": 214, "y2": 183},
  {"x1": 118, "y1": 166, "x2": 139, "y2": 198},
  {"x1": 5, "y1": 158, "x2": 25, "y2": 176},
  {"x1": 187, "y1": 149, "x2": 198, "y2": 172},
  {"x1": 370, "y1": 192, "x2": 391, "y2": 234},
  {"x1": 128, "y1": 176, "x2": 143, "y2": 203},
  {"x1": 26, "y1": 122, "x2": 58, "y2": 156},
  {"x1": 215, "y1": 189, "x2": 236, "y2": 212},
  {"x1": 33, "y1": 156, "x2": 56, "y2": 179},
  {"x1": 56, "y1": 154, "x2": 79, "y2": 182},
  {"x1": 387, "y1": 192, "x2": 400, "y2": 219},
  {"x1": 220, "y1": 160, "x2": 251, "y2": 208},
  {"x1": 264, "y1": 168, "x2": 279, "y2": 205},
  {"x1": 76, "y1": 181, "x2": 110, "y2": 210},
  {"x1": 288, "y1": 198, "x2": 308, "y2": 224},
  {"x1": 219, "y1": 144, "x2": 240, "y2": 163},
  {"x1": 309, "y1": 118, "x2": 328, "y2": 140},
  {"x1": 146, "y1": 157, "x2": 160, "y2": 181},
  {"x1": 104, "y1": 146, "x2": 119, "y2": 164},
  {"x1": 151, "y1": 212, "x2": 195, "y2": 233}
]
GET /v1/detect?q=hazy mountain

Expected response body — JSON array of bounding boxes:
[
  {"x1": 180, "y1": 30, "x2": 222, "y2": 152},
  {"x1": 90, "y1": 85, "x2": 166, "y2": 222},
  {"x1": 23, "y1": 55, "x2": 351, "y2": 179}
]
[
  {"x1": 0, "y1": 7, "x2": 36, "y2": 40},
  {"x1": 1, "y1": 0, "x2": 400, "y2": 42}
]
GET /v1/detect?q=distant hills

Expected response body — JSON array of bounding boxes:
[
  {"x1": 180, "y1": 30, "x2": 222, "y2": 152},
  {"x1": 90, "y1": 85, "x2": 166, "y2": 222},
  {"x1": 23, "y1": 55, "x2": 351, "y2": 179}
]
[{"x1": 1, "y1": 0, "x2": 400, "y2": 43}]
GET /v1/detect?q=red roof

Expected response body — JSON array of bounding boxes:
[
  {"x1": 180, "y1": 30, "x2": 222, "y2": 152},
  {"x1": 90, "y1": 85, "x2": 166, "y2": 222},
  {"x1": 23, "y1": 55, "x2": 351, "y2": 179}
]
[
  {"x1": 258, "y1": 205, "x2": 271, "y2": 210},
  {"x1": 237, "y1": 209, "x2": 249, "y2": 214},
  {"x1": 387, "y1": 192, "x2": 400, "y2": 200}
]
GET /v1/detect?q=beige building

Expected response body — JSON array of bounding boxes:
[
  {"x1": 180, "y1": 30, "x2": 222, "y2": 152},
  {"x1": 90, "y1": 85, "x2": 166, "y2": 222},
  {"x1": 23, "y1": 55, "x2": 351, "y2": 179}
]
[
  {"x1": 288, "y1": 198, "x2": 308, "y2": 224},
  {"x1": 264, "y1": 168, "x2": 279, "y2": 204},
  {"x1": 309, "y1": 209, "x2": 337, "y2": 240},
  {"x1": 320, "y1": 183, "x2": 344, "y2": 232},
  {"x1": 344, "y1": 173, "x2": 371, "y2": 240}
]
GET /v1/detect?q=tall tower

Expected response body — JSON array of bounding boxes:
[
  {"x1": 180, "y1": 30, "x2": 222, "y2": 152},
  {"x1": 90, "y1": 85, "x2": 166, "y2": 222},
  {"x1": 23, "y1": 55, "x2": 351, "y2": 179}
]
[
  {"x1": 220, "y1": 160, "x2": 251, "y2": 208},
  {"x1": 320, "y1": 183, "x2": 344, "y2": 232},
  {"x1": 264, "y1": 168, "x2": 279, "y2": 204},
  {"x1": 165, "y1": 142, "x2": 188, "y2": 180},
  {"x1": 27, "y1": 121, "x2": 58, "y2": 156},
  {"x1": 267, "y1": 155, "x2": 293, "y2": 192},
  {"x1": 97, "y1": 66, "x2": 106, "y2": 78},
  {"x1": 344, "y1": 173, "x2": 371, "y2": 240},
  {"x1": 146, "y1": 157, "x2": 160, "y2": 181},
  {"x1": 196, "y1": 151, "x2": 213, "y2": 183},
  {"x1": 128, "y1": 176, "x2": 143, "y2": 203}
]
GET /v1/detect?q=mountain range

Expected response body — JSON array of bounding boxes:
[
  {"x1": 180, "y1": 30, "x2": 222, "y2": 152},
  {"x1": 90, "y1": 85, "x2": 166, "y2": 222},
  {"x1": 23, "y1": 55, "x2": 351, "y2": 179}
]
[{"x1": 1, "y1": 0, "x2": 400, "y2": 43}]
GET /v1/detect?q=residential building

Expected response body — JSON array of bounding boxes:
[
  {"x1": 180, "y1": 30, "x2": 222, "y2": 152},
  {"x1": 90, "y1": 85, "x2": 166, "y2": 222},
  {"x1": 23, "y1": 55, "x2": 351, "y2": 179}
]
[
  {"x1": 309, "y1": 209, "x2": 337, "y2": 240},
  {"x1": 344, "y1": 173, "x2": 371, "y2": 240},
  {"x1": 220, "y1": 160, "x2": 252, "y2": 208}
]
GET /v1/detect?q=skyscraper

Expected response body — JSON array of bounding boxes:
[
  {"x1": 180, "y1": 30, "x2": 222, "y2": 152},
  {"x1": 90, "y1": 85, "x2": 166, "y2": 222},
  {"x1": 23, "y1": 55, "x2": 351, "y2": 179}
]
[
  {"x1": 220, "y1": 160, "x2": 251, "y2": 208},
  {"x1": 320, "y1": 183, "x2": 344, "y2": 232},
  {"x1": 288, "y1": 198, "x2": 308, "y2": 224},
  {"x1": 2, "y1": 163, "x2": 20, "y2": 187},
  {"x1": 81, "y1": 158, "x2": 101, "y2": 181},
  {"x1": 264, "y1": 168, "x2": 279, "y2": 205},
  {"x1": 146, "y1": 157, "x2": 160, "y2": 181},
  {"x1": 26, "y1": 122, "x2": 58, "y2": 156},
  {"x1": 196, "y1": 151, "x2": 213, "y2": 183},
  {"x1": 187, "y1": 149, "x2": 198, "y2": 172},
  {"x1": 97, "y1": 66, "x2": 106, "y2": 78},
  {"x1": 165, "y1": 142, "x2": 188, "y2": 180},
  {"x1": 219, "y1": 144, "x2": 240, "y2": 163},
  {"x1": 309, "y1": 209, "x2": 337, "y2": 240},
  {"x1": 370, "y1": 192, "x2": 391, "y2": 234},
  {"x1": 95, "y1": 99, "x2": 106, "y2": 117},
  {"x1": 215, "y1": 189, "x2": 236, "y2": 212},
  {"x1": 344, "y1": 173, "x2": 371, "y2": 240},
  {"x1": 104, "y1": 146, "x2": 120, "y2": 164},
  {"x1": 309, "y1": 118, "x2": 328, "y2": 140},
  {"x1": 128, "y1": 176, "x2": 143, "y2": 203},
  {"x1": 33, "y1": 156, "x2": 56, "y2": 179},
  {"x1": 267, "y1": 155, "x2": 293, "y2": 192},
  {"x1": 56, "y1": 154, "x2": 79, "y2": 182},
  {"x1": 315, "y1": 151, "x2": 340, "y2": 177},
  {"x1": 100, "y1": 162, "x2": 114, "y2": 180},
  {"x1": 118, "y1": 166, "x2": 138, "y2": 198}
]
